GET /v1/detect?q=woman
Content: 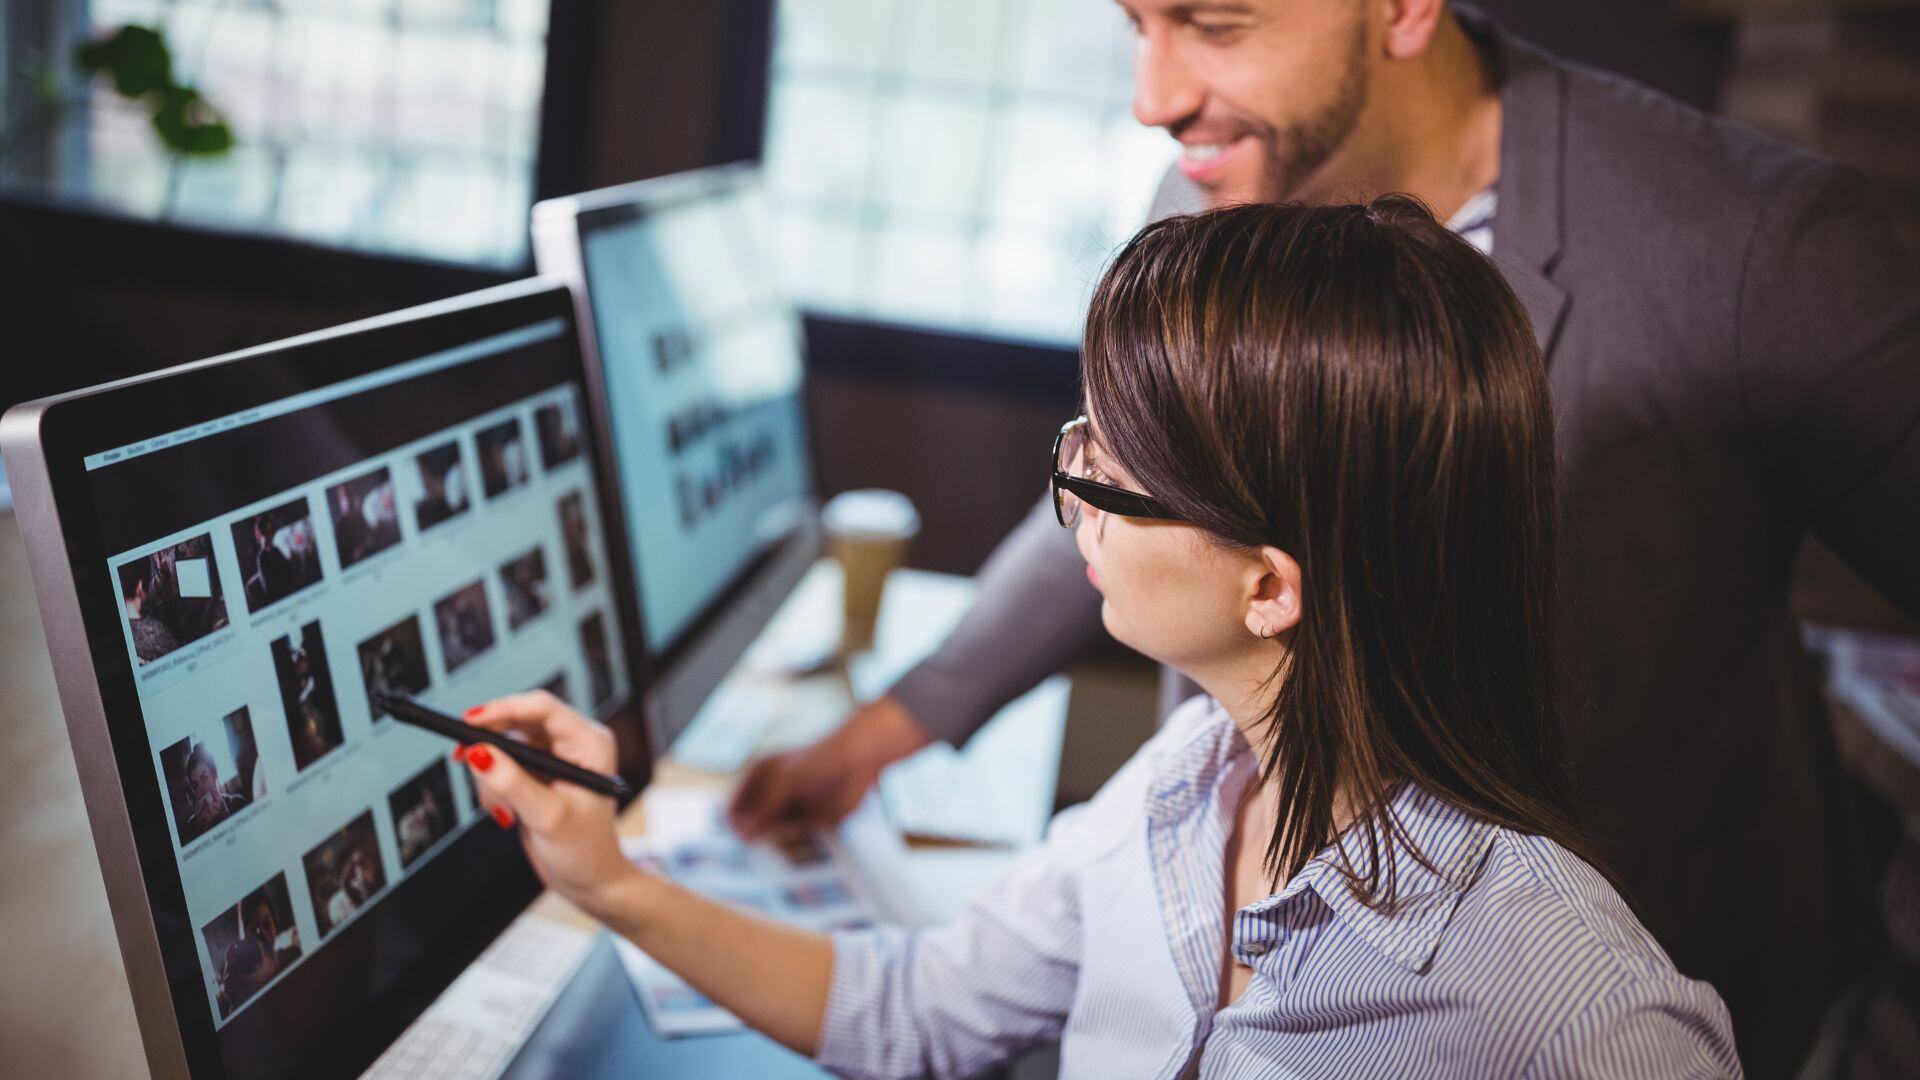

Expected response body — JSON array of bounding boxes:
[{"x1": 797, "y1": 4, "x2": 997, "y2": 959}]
[{"x1": 460, "y1": 199, "x2": 1740, "y2": 1077}]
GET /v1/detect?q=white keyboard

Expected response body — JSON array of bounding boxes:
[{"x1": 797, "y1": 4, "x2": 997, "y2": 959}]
[{"x1": 360, "y1": 917, "x2": 593, "y2": 1080}]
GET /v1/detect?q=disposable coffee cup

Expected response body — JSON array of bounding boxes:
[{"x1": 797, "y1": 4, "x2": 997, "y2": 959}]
[{"x1": 822, "y1": 489, "x2": 920, "y2": 657}]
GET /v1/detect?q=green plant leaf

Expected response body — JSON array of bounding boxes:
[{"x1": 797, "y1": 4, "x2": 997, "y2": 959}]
[
  {"x1": 150, "y1": 85, "x2": 234, "y2": 157},
  {"x1": 75, "y1": 25, "x2": 173, "y2": 98}
]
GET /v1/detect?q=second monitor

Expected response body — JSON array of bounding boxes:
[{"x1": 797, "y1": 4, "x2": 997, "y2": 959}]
[{"x1": 533, "y1": 165, "x2": 820, "y2": 755}]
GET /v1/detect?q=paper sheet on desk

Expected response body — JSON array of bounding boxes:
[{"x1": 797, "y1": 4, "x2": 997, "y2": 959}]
[{"x1": 613, "y1": 787, "x2": 886, "y2": 1039}]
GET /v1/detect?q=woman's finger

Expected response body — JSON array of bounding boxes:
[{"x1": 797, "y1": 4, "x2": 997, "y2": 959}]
[
  {"x1": 466, "y1": 690, "x2": 616, "y2": 771},
  {"x1": 461, "y1": 743, "x2": 566, "y2": 833}
]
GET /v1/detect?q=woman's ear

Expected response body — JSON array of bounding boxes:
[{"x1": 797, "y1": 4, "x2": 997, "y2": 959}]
[{"x1": 1244, "y1": 546, "x2": 1302, "y2": 641}]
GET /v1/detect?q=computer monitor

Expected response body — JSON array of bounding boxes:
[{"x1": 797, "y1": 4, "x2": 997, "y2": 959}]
[
  {"x1": 532, "y1": 165, "x2": 821, "y2": 755},
  {"x1": 0, "y1": 280, "x2": 648, "y2": 1080}
]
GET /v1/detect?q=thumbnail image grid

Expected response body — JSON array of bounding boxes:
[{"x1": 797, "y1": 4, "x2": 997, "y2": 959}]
[
  {"x1": 117, "y1": 534, "x2": 230, "y2": 665},
  {"x1": 301, "y1": 810, "x2": 388, "y2": 941},
  {"x1": 201, "y1": 872, "x2": 302, "y2": 1020},
  {"x1": 231, "y1": 497, "x2": 324, "y2": 614},
  {"x1": 327, "y1": 467, "x2": 402, "y2": 569},
  {"x1": 273, "y1": 620, "x2": 345, "y2": 771},
  {"x1": 158, "y1": 706, "x2": 264, "y2": 847}
]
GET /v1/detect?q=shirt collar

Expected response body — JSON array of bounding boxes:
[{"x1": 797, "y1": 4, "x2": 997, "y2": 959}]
[
  {"x1": 1151, "y1": 701, "x2": 1498, "y2": 975},
  {"x1": 1263, "y1": 784, "x2": 1498, "y2": 973}
]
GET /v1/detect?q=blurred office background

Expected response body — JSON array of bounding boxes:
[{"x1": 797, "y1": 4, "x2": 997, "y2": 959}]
[
  {"x1": 2, "y1": 0, "x2": 1915, "y2": 576},
  {"x1": 2, "y1": 2, "x2": 1919, "y2": 1075}
]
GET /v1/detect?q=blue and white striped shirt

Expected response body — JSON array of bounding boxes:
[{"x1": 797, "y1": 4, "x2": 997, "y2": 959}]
[{"x1": 817, "y1": 696, "x2": 1739, "y2": 1078}]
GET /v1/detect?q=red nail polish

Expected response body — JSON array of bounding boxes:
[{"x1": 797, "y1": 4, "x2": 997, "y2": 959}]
[
  {"x1": 466, "y1": 744, "x2": 494, "y2": 772},
  {"x1": 464, "y1": 706, "x2": 484, "y2": 720},
  {"x1": 491, "y1": 805, "x2": 514, "y2": 829},
  {"x1": 450, "y1": 745, "x2": 467, "y2": 763}
]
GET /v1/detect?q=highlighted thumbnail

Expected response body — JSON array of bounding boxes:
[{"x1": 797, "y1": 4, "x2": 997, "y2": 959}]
[
  {"x1": 358, "y1": 613, "x2": 431, "y2": 721},
  {"x1": 232, "y1": 497, "x2": 323, "y2": 614},
  {"x1": 202, "y1": 873, "x2": 301, "y2": 1019},
  {"x1": 580, "y1": 610, "x2": 613, "y2": 710},
  {"x1": 302, "y1": 809, "x2": 387, "y2": 940},
  {"x1": 413, "y1": 440, "x2": 471, "y2": 533},
  {"x1": 327, "y1": 467, "x2": 402, "y2": 569},
  {"x1": 273, "y1": 620, "x2": 344, "y2": 770},
  {"x1": 389, "y1": 760, "x2": 457, "y2": 868},
  {"x1": 117, "y1": 533, "x2": 229, "y2": 664},
  {"x1": 500, "y1": 547, "x2": 551, "y2": 631},
  {"x1": 434, "y1": 580, "x2": 496, "y2": 674},
  {"x1": 158, "y1": 705, "x2": 264, "y2": 846},
  {"x1": 476, "y1": 418, "x2": 529, "y2": 500},
  {"x1": 557, "y1": 491, "x2": 596, "y2": 591},
  {"x1": 535, "y1": 399, "x2": 582, "y2": 470}
]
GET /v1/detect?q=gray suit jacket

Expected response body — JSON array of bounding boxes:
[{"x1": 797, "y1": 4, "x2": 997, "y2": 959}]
[{"x1": 889, "y1": 15, "x2": 1920, "y2": 1076}]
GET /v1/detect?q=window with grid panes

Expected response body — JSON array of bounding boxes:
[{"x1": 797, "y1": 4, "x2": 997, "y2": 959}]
[
  {"x1": 761, "y1": 0, "x2": 1175, "y2": 346},
  {"x1": 54, "y1": 0, "x2": 548, "y2": 267}
]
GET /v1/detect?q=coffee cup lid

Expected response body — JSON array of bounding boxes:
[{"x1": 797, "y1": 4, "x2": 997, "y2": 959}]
[{"x1": 822, "y1": 489, "x2": 920, "y2": 539}]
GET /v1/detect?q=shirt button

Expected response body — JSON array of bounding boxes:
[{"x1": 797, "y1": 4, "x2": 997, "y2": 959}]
[{"x1": 1243, "y1": 941, "x2": 1271, "y2": 958}]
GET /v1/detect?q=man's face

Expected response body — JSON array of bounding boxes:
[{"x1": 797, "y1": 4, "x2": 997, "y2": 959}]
[{"x1": 1120, "y1": 0, "x2": 1372, "y2": 207}]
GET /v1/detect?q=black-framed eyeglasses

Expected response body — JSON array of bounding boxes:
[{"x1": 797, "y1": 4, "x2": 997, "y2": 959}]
[{"x1": 1050, "y1": 416, "x2": 1183, "y2": 528}]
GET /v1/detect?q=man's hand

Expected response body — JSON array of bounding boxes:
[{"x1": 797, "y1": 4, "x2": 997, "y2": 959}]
[{"x1": 728, "y1": 694, "x2": 932, "y2": 840}]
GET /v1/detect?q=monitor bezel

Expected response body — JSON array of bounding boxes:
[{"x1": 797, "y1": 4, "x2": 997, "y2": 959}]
[
  {"x1": 531, "y1": 164, "x2": 826, "y2": 752},
  {"x1": 0, "y1": 279, "x2": 651, "y2": 1080}
]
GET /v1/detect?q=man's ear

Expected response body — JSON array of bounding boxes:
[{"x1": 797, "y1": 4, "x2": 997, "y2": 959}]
[
  {"x1": 1380, "y1": 0, "x2": 1448, "y2": 61},
  {"x1": 1243, "y1": 546, "x2": 1302, "y2": 641}
]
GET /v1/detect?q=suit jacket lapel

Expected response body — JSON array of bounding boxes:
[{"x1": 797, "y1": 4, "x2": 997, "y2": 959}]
[{"x1": 1476, "y1": 13, "x2": 1571, "y2": 359}]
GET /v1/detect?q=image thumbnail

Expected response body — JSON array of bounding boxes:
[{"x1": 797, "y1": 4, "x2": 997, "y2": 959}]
[
  {"x1": 389, "y1": 760, "x2": 457, "y2": 869},
  {"x1": 116, "y1": 534, "x2": 229, "y2": 665},
  {"x1": 580, "y1": 611, "x2": 613, "y2": 710},
  {"x1": 357, "y1": 614, "x2": 431, "y2": 720},
  {"x1": 301, "y1": 810, "x2": 387, "y2": 940},
  {"x1": 535, "y1": 399, "x2": 582, "y2": 470},
  {"x1": 231, "y1": 498, "x2": 323, "y2": 614},
  {"x1": 201, "y1": 872, "x2": 301, "y2": 1019},
  {"x1": 158, "y1": 706, "x2": 264, "y2": 846},
  {"x1": 475, "y1": 418, "x2": 529, "y2": 500},
  {"x1": 273, "y1": 620, "x2": 344, "y2": 771},
  {"x1": 557, "y1": 491, "x2": 595, "y2": 591},
  {"x1": 500, "y1": 547, "x2": 551, "y2": 631},
  {"x1": 434, "y1": 580, "x2": 496, "y2": 674},
  {"x1": 413, "y1": 440, "x2": 471, "y2": 533},
  {"x1": 327, "y1": 467, "x2": 402, "y2": 569}
]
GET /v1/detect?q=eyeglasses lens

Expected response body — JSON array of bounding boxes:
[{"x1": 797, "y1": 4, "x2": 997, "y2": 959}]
[{"x1": 1054, "y1": 423, "x2": 1087, "y2": 528}]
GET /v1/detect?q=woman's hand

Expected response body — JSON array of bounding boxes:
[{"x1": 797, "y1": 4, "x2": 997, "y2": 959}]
[
  {"x1": 467, "y1": 691, "x2": 836, "y2": 1055},
  {"x1": 459, "y1": 691, "x2": 637, "y2": 920}
]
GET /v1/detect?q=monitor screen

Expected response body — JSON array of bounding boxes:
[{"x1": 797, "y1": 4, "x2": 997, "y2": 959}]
[
  {"x1": 575, "y1": 181, "x2": 813, "y2": 659},
  {"x1": 66, "y1": 303, "x2": 630, "y2": 1076}
]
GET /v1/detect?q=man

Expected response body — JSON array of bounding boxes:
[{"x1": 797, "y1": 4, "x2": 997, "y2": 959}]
[{"x1": 730, "y1": 1, "x2": 1920, "y2": 1073}]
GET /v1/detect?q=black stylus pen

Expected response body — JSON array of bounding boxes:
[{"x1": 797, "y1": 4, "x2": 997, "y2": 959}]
[{"x1": 373, "y1": 692, "x2": 633, "y2": 800}]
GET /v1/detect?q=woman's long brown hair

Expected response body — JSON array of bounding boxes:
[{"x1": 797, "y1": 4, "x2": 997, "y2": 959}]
[{"x1": 1082, "y1": 197, "x2": 1604, "y2": 907}]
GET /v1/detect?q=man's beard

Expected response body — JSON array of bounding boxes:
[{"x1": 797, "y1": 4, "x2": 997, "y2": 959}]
[{"x1": 1253, "y1": 21, "x2": 1370, "y2": 203}]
